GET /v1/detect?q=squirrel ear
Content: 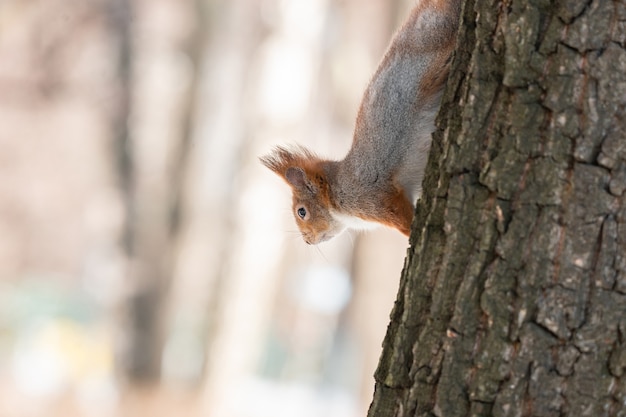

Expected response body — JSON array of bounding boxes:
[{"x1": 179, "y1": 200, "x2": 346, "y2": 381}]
[{"x1": 285, "y1": 167, "x2": 316, "y2": 193}]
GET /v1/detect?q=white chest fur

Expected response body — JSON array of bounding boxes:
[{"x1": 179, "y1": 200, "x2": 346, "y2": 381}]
[{"x1": 331, "y1": 210, "x2": 380, "y2": 231}]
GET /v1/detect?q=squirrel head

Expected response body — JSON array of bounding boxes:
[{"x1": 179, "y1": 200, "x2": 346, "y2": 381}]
[{"x1": 260, "y1": 146, "x2": 344, "y2": 244}]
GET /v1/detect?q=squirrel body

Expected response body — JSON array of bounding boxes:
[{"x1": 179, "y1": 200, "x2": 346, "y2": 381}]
[{"x1": 261, "y1": 0, "x2": 461, "y2": 244}]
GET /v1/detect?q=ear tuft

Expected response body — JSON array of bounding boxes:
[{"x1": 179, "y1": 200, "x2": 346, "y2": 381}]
[
  {"x1": 259, "y1": 146, "x2": 302, "y2": 175},
  {"x1": 259, "y1": 151, "x2": 283, "y2": 174},
  {"x1": 259, "y1": 145, "x2": 322, "y2": 193}
]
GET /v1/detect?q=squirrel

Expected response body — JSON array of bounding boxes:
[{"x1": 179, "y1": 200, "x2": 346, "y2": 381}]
[{"x1": 261, "y1": 0, "x2": 461, "y2": 244}]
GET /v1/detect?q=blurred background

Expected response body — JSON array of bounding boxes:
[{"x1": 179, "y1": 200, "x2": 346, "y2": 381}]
[{"x1": 0, "y1": 0, "x2": 414, "y2": 415}]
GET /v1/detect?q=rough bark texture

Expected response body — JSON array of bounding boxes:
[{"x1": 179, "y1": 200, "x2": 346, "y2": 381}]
[{"x1": 368, "y1": 0, "x2": 626, "y2": 416}]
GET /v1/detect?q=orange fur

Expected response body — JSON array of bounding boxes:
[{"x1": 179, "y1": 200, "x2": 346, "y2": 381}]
[
  {"x1": 359, "y1": 184, "x2": 414, "y2": 236},
  {"x1": 260, "y1": 146, "x2": 334, "y2": 208}
]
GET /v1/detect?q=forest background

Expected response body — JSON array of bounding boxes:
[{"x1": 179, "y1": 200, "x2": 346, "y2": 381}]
[{"x1": 0, "y1": 0, "x2": 416, "y2": 416}]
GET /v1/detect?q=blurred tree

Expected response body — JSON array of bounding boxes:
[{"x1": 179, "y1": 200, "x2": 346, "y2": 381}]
[
  {"x1": 106, "y1": 0, "x2": 204, "y2": 382},
  {"x1": 368, "y1": 0, "x2": 626, "y2": 415},
  {"x1": 108, "y1": 0, "x2": 133, "y2": 253}
]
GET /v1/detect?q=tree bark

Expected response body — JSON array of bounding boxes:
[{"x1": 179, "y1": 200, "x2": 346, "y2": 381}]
[{"x1": 368, "y1": 0, "x2": 626, "y2": 416}]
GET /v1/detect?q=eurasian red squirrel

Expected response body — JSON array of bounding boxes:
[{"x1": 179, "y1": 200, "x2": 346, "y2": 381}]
[{"x1": 261, "y1": 0, "x2": 461, "y2": 244}]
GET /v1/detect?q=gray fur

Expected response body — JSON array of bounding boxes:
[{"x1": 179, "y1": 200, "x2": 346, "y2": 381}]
[{"x1": 332, "y1": 3, "x2": 457, "y2": 215}]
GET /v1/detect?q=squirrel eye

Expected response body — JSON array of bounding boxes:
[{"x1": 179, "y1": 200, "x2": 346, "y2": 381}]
[{"x1": 297, "y1": 207, "x2": 307, "y2": 219}]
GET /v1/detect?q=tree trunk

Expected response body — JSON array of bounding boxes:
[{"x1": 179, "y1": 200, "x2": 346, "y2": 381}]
[
  {"x1": 107, "y1": 0, "x2": 204, "y2": 383},
  {"x1": 368, "y1": 0, "x2": 626, "y2": 416}
]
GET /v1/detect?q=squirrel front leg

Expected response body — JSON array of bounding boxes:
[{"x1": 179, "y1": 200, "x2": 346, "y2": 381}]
[{"x1": 371, "y1": 186, "x2": 415, "y2": 236}]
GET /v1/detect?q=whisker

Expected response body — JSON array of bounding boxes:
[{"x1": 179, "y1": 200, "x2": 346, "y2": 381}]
[
  {"x1": 315, "y1": 245, "x2": 331, "y2": 264},
  {"x1": 346, "y1": 230, "x2": 355, "y2": 248}
]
